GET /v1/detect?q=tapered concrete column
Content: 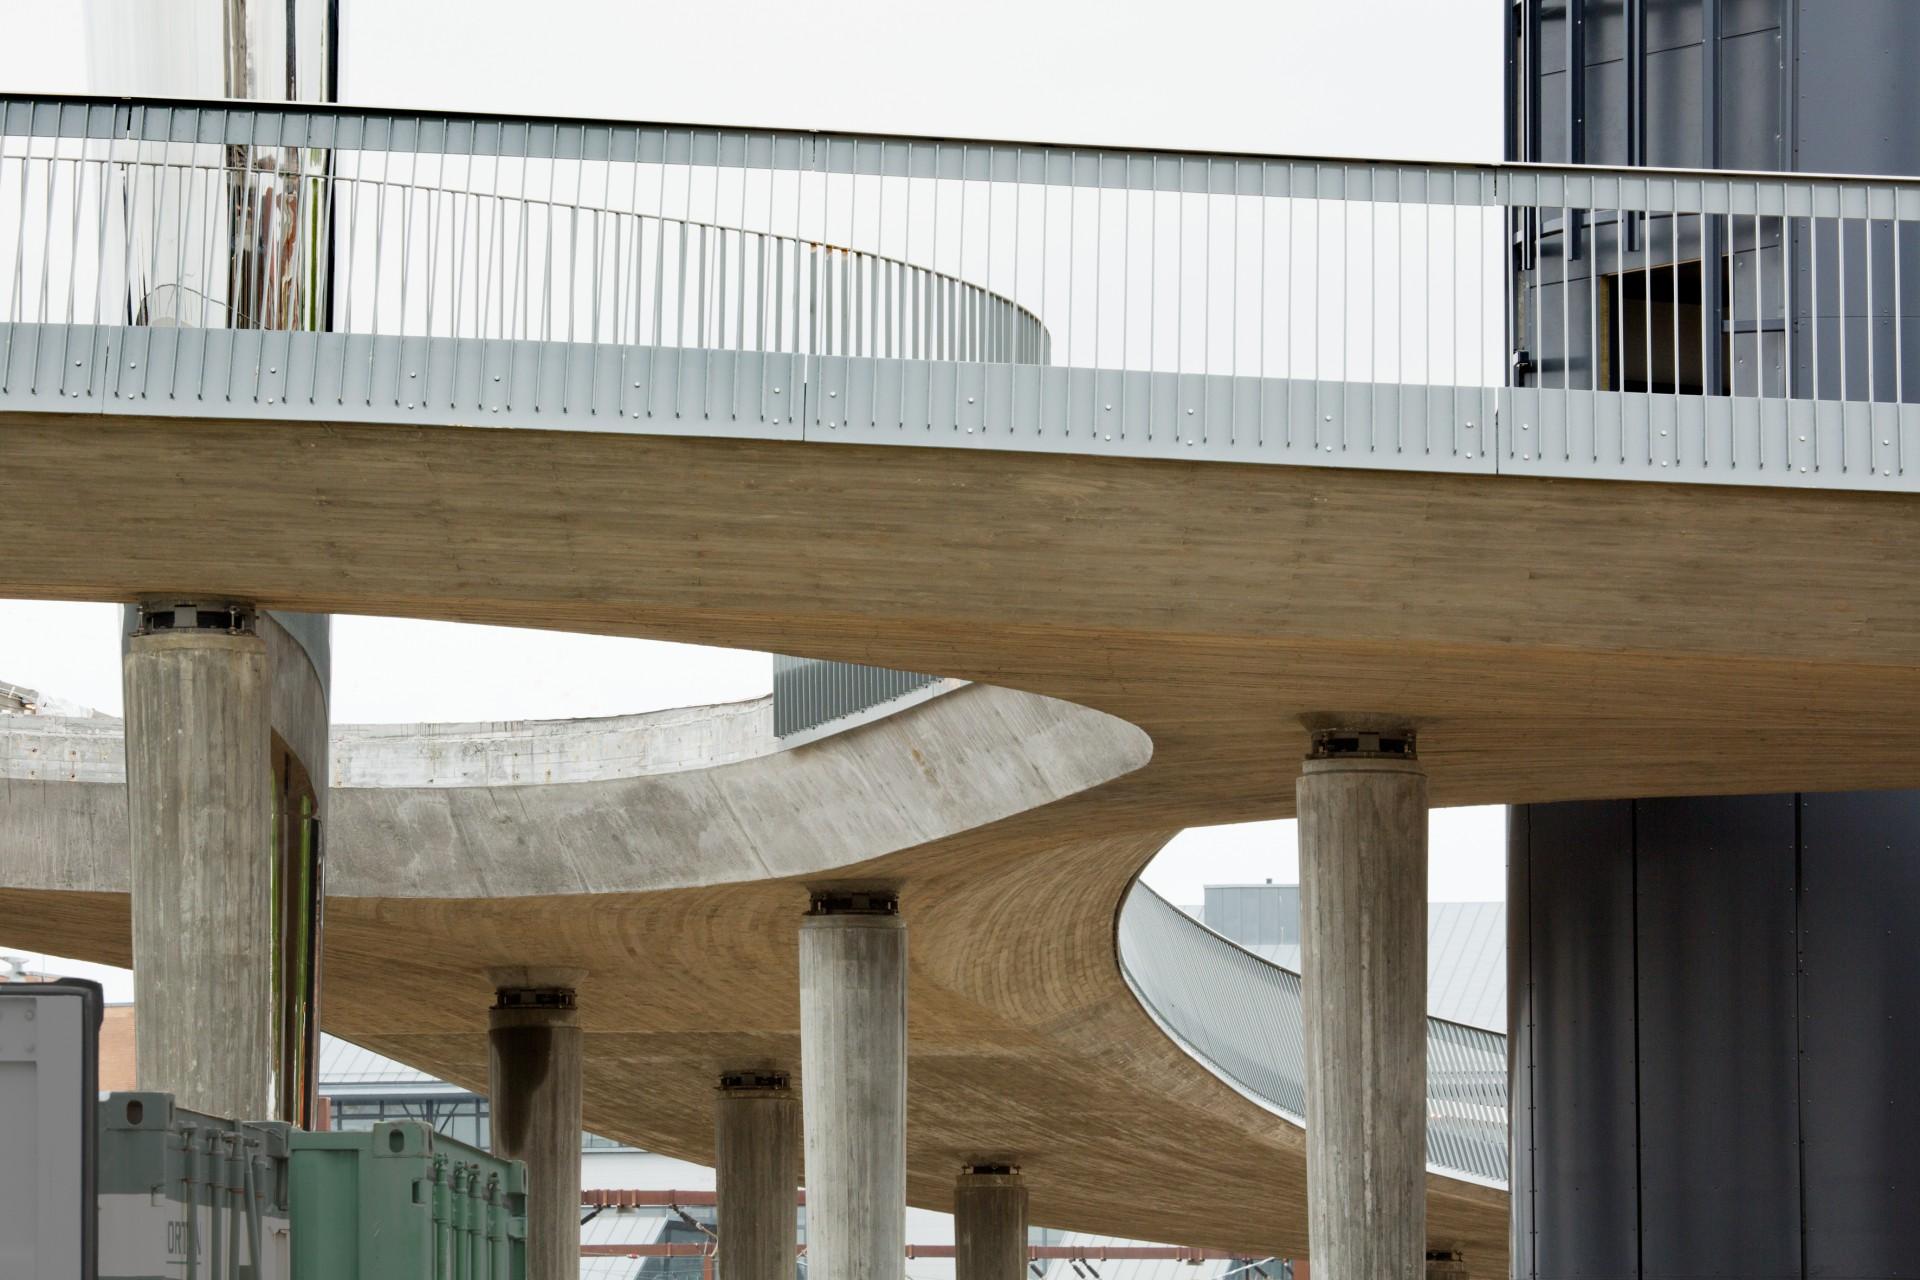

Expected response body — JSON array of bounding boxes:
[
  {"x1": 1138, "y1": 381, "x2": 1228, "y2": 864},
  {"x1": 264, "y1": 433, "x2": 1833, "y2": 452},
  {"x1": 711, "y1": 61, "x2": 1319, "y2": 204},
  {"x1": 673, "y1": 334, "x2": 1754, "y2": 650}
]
[
  {"x1": 125, "y1": 606, "x2": 273, "y2": 1121},
  {"x1": 799, "y1": 891, "x2": 907, "y2": 1280},
  {"x1": 715, "y1": 1071, "x2": 799, "y2": 1280},
  {"x1": 955, "y1": 1165, "x2": 1028, "y2": 1280},
  {"x1": 1297, "y1": 726, "x2": 1427, "y2": 1280},
  {"x1": 488, "y1": 970, "x2": 585, "y2": 1280}
]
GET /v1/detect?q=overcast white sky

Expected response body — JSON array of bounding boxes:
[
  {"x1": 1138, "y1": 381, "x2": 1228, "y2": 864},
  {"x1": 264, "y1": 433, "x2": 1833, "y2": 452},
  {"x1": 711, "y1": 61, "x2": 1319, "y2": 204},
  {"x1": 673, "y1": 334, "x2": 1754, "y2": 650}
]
[{"x1": 0, "y1": 0, "x2": 1507, "y2": 993}]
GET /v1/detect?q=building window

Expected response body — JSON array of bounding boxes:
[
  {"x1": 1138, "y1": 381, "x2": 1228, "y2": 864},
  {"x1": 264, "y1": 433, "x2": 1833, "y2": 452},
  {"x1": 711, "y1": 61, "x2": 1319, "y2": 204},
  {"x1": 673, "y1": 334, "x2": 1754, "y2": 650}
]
[
  {"x1": 332, "y1": 1094, "x2": 489, "y2": 1149},
  {"x1": 1602, "y1": 258, "x2": 1708, "y2": 395},
  {"x1": 323, "y1": 1093, "x2": 639, "y2": 1152},
  {"x1": 582, "y1": 1131, "x2": 632, "y2": 1150}
]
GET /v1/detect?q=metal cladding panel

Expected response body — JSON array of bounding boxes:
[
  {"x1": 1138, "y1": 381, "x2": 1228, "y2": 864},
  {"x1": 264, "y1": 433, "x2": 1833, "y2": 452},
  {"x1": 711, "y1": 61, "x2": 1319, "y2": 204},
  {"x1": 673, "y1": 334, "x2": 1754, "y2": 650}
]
[
  {"x1": 1509, "y1": 807, "x2": 1536, "y2": 1280},
  {"x1": 1634, "y1": 796, "x2": 1801, "y2": 1280},
  {"x1": 1719, "y1": 27, "x2": 1788, "y2": 173},
  {"x1": 1522, "y1": 801, "x2": 1640, "y2": 1280},
  {"x1": 1516, "y1": 789, "x2": 1920, "y2": 1280},
  {"x1": 1798, "y1": 790, "x2": 1920, "y2": 1280},
  {"x1": 1523, "y1": 2, "x2": 1784, "y2": 171},
  {"x1": 1643, "y1": 45, "x2": 1710, "y2": 169},
  {"x1": 1795, "y1": 1, "x2": 1920, "y2": 179},
  {"x1": 270, "y1": 611, "x2": 332, "y2": 699},
  {"x1": 0, "y1": 981, "x2": 99, "y2": 1280}
]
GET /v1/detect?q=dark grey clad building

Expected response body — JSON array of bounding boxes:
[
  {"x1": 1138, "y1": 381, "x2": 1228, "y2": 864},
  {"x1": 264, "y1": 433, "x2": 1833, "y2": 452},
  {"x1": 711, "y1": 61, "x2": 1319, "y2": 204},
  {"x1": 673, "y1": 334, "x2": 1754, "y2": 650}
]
[{"x1": 1507, "y1": 6, "x2": 1920, "y2": 1277}]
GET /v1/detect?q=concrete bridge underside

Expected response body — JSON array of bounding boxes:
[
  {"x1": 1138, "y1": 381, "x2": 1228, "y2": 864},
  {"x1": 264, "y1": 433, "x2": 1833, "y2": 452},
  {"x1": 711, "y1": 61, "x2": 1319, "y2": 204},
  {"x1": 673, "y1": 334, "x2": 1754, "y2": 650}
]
[
  {"x1": 2, "y1": 681, "x2": 1505, "y2": 1265},
  {"x1": 10, "y1": 411, "x2": 1918, "y2": 809},
  {"x1": 6, "y1": 408, "x2": 1920, "y2": 1266}
]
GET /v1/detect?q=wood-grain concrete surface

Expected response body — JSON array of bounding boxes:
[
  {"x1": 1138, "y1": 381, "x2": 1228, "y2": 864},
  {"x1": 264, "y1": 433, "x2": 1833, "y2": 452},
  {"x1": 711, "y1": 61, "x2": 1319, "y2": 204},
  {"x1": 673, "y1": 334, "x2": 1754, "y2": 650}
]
[{"x1": 7, "y1": 408, "x2": 1920, "y2": 1268}]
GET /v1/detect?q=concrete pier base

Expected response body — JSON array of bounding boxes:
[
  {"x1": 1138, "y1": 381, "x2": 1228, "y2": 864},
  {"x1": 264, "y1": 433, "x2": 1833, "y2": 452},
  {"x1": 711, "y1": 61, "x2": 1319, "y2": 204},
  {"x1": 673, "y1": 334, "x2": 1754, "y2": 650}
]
[
  {"x1": 488, "y1": 969, "x2": 586, "y2": 1280},
  {"x1": 715, "y1": 1070, "x2": 799, "y2": 1280},
  {"x1": 1298, "y1": 726, "x2": 1427, "y2": 1280},
  {"x1": 125, "y1": 608, "x2": 274, "y2": 1121},
  {"x1": 956, "y1": 1165, "x2": 1029, "y2": 1280},
  {"x1": 799, "y1": 892, "x2": 907, "y2": 1280}
]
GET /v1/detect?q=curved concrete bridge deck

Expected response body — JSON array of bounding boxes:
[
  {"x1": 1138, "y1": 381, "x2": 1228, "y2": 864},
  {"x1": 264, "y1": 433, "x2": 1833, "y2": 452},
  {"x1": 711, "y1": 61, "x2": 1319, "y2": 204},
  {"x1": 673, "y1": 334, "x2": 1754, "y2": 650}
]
[
  {"x1": 6, "y1": 97, "x2": 1919, "y2": 812},
  {"x1": 1, "y1": 685, "x2": 1512, "y2": 1263},
  {"x1": 9, "y1": 94, "x2": 1920, "y2": 1272}
]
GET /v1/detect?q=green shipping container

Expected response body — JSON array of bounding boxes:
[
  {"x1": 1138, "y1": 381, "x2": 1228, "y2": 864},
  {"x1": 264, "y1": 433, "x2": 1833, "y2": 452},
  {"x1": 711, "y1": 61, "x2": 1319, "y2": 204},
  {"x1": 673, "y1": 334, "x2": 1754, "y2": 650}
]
[
  {"x1": 97, "y1": 1092, "x2": 293, "y2": 1280},
  {"x1": 278, "y1": 1121, "x2": 527, "y2": 1280}
]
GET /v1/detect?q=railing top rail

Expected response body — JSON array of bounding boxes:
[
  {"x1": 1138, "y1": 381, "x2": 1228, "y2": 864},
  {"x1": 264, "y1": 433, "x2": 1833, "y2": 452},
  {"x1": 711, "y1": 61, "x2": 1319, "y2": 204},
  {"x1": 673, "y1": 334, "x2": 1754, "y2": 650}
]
[
  {"x1": 0, "y1": 91, "x2": 1504, "y2": 174},
  {"x1": 7, "y1": 92, "x2": 1920, "y2": 198}
]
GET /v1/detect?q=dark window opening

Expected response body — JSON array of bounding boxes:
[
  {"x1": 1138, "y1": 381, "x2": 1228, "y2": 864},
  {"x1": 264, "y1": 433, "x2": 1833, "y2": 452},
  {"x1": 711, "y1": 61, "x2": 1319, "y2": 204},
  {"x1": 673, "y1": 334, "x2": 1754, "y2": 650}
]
[{"x1": 1602, "y1": 258, "x2": 1709, "y2": 394}]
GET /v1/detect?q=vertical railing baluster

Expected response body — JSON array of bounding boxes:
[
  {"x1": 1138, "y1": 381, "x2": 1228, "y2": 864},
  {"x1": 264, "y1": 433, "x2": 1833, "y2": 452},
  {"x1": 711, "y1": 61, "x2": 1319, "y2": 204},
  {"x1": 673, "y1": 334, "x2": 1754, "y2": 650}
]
[
  {"x1": 1894, "y1": 190, "x2": 1905, "y2": 413},
  {"x1": 1865, "y1": 192, "x2": 1876, "y2": 405},
  {"x1": 1782, "y1": 201, "x2": 1792, "y2": 415},
  {"x1": 1839, "y1": 192, "x2": 1849, "y2": 406}
]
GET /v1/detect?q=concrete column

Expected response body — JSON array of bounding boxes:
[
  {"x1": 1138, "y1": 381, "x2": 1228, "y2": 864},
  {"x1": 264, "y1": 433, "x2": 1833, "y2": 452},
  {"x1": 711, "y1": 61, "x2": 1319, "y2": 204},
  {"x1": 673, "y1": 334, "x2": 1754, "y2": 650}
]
[
  {"x1": 955, "y1": 1165, "x2": 1028, "y2": 1280},
  {"x1": 799, "y1": 891, "x2": 907, "y2": 1280},
  {"x1": 715, "y1": 1071, "x2": 799, "y2": 1280},
  {"x1": 488, "y1": 969, "x2": 585, "y2": 1280},
  {"x1": 1297, "y1": 726, "x2": 1427, "y2": 1280},
  {"x1": 125, "y1": 606, "x2": 274, "y2": 1121}
]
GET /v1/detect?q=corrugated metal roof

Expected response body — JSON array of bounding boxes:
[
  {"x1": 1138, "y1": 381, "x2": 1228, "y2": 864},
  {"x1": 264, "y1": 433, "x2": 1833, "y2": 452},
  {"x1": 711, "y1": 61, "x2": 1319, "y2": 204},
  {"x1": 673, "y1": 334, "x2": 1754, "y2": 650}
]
[
  {"x1": 580, "y1": 1210, "x2": 681, "y2": 1248},
  {"x1": 1425, "y1": 902, "x2": 1506, "y2": 1032},
  {"x1": 1192, "y1": 897, "x2": 1506, "y2": 1033},
  {"x1": 317, "y1": 1034, "x2": 441, "y2": 1087}
]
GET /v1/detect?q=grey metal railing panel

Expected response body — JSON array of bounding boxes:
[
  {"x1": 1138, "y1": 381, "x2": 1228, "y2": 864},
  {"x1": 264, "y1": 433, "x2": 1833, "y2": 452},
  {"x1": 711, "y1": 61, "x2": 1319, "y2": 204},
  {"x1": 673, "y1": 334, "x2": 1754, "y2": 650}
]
[
  {"x1": 771, "y1": 656, "x2": 944, "y2": 739},
  {"x1": 0, "y1": 322, "x2": 809, "y2": 435},
  {"x1": 813, "y1": 356, "x2": 1497, "y2": 469},
  {"x1": 1501, "y1": 386, "x2": 1920, "y2": 485},
  {"x1": 1117, "y1": 881, "x2": 1508, "y2": 1188},
  {"x1": 6, "y1": 93, "x2": 1920, "y2": 495}
]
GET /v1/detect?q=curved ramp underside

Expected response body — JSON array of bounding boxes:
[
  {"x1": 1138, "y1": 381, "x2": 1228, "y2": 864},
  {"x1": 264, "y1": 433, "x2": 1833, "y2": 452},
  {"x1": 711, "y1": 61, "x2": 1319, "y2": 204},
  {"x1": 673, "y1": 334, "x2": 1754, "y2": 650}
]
[
  {"x1": 1117, "y1": 884, "x2": 1509, "y2": 1187},
  {"x1": 0, "y1": 684, "x2": 1507, "y2": 1265}
]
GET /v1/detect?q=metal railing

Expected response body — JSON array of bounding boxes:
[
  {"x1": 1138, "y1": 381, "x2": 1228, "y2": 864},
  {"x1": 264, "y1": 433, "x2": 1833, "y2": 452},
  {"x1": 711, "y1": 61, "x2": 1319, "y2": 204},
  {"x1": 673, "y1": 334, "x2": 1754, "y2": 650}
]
[
  {"x1": 0, "y1": 98, "x2": 1044, "y2": 427},
  {"x1": 1116, "y1": 882, "x2": 1508, "y2": 1188},
  {"x1": 771, "y1": 655, "x2": 947, "y2": 741},
  {"x1": 3, "y1": 95, "x2": 1919, "y2": 490}
]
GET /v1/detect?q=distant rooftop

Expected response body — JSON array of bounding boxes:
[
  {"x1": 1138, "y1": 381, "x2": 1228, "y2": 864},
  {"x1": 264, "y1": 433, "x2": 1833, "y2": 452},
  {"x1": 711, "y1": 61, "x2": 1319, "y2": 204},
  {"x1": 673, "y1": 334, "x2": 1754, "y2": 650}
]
[
  {"x1": 318, "y1": 1034, "x2": 444, "y2": 1091},
  {"x1": 0, "y1": 680, "x2": 102, "y2": 718},
  {"x1": 1195, "y1": 884, "x2": 1506, "y2": 1032}
]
